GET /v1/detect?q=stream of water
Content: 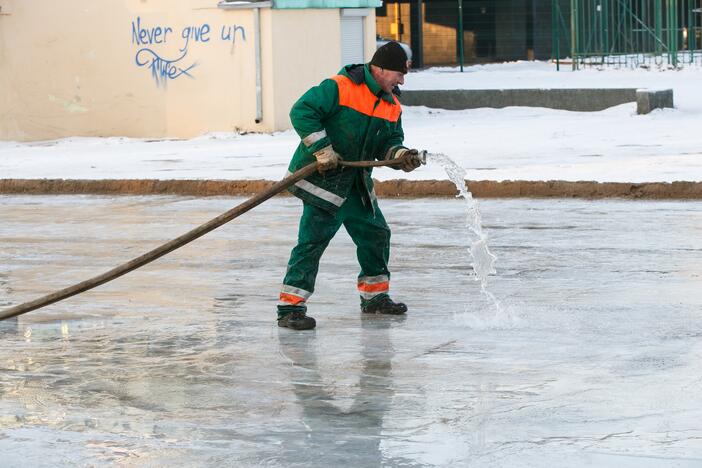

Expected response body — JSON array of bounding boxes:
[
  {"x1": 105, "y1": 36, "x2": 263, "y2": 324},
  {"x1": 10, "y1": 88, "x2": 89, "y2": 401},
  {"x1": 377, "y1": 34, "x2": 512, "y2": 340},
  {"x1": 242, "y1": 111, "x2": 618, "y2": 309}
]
[{"x1": 427, "y1": 153, "x2": 501, "y2": 312}]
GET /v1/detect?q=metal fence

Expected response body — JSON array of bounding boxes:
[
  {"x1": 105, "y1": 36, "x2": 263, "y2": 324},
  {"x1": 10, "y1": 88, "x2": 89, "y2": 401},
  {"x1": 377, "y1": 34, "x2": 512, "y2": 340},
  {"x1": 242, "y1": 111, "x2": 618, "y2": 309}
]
[
  {"x1": 374, "y1": 0, "x2": 702, "y2": 70},
  {"x1": 554, "y1": 0, "x2": 702, "y2": 68}
]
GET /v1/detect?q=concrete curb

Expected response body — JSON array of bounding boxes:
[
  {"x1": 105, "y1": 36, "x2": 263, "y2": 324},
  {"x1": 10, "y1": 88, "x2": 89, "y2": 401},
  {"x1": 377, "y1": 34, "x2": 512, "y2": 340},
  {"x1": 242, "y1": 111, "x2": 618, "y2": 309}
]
[
  {"x1": 2, "y1": 179, "x2": 702, "y2": 199},
  {"x1": 401, "y1": 88, "x2": 674, "y2": 114},
  {"x1": 636, "y1": 89, "x2": 674, "y2": 114}
]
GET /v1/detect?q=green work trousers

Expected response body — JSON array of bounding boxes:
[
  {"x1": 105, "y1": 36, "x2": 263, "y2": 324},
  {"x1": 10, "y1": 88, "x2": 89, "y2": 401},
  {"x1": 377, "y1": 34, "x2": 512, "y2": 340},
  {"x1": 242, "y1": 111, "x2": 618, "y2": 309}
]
[{"x1": 278, "y1": 183, "x2": 391, "y2": 316}]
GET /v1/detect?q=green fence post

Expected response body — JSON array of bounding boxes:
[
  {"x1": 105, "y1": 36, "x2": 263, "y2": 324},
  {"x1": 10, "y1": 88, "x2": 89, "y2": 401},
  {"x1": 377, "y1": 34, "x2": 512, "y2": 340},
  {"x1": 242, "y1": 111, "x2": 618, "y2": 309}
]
[
  {"x1": 603, "y1": 0, "x2": 611, "y2": 62},
  {"x1": 457, "y1": 0, "x2": 464, "y2": 72},
  {"x1": 690, "y1": 1, "x2": 697, "y2": 62},
  {"x1": 552, "y1": 0, "x2": 560, "y2": 70},
  {"x1": 668, "y1": 0, "x2": 677, "y2": 66},
  {"x1": 570, "y1": 0, "x2": 578, "y2": 70},
  {"x1": 655, "y1": 0, "x2": 663, "y2": 54}
]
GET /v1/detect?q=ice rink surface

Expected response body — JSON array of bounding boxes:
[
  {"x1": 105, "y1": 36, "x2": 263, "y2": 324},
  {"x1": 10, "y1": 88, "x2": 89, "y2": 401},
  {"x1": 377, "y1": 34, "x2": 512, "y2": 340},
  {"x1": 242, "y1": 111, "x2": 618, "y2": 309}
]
[{"x1": 1, "y1": 195, "x2": 702, "y2": 467}]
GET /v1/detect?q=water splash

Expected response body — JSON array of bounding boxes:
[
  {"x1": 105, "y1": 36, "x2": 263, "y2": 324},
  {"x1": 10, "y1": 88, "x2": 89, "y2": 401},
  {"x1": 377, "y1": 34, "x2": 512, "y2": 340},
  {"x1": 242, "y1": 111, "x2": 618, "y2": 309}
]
[{"x1": 427, "y1": 153, "x2": 500, "y2": 311}]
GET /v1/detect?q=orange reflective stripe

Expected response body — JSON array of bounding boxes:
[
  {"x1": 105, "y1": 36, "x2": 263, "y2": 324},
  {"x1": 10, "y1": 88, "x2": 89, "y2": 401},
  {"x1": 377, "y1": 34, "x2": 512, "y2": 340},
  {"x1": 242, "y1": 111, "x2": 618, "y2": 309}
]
[
  {"x1": 279, "y1": 293, "x2": 306, "y2": 305},
  {"x1": 358, "y1": 281, "x2": 390, "y2": 293},
  {"x1": 332, "y1": 75, "x2": 401, "y2": 123}
]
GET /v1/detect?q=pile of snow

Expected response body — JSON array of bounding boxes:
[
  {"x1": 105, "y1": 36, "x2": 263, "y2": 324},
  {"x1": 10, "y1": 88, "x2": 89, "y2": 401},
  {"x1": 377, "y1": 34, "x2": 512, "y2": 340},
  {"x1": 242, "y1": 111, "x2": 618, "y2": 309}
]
[{"x1": 1, "y1": 61, "x2": 700, "y2": 183}]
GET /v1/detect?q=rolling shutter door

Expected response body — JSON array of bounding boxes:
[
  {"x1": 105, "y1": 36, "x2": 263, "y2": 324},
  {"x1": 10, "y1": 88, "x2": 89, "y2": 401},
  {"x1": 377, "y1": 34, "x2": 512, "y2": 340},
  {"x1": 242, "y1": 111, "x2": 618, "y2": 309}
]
[{"x1": 340, "y1": 16, "x2": 364, "y2": 66}]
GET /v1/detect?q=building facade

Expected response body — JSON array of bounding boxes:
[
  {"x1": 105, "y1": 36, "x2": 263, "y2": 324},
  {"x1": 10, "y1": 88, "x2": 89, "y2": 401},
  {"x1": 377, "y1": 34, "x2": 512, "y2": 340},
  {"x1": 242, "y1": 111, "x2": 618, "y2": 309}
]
[
  {"x1": 0, "y1": 0, "x2": 378, "y2": 141},
  {"x1": 376, "y1": 0, "x2": 569, "y2": 67}
]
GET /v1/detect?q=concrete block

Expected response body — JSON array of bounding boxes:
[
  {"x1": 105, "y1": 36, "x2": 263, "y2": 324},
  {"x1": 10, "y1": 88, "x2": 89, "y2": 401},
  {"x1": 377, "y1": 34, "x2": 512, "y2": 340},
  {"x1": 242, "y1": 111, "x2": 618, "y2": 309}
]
[
  {"x1": 636, "y1": 89, "x2": 674, "y2": 114},
  {"x1": 400, "y1": 88, "x2": 639, "y2": 112}
]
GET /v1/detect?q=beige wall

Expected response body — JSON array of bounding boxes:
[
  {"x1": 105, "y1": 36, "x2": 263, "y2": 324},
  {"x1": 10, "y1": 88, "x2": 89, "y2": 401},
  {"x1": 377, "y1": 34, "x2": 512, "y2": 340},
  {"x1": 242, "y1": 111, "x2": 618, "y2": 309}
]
[
  {"x1": 0, "y1": 0, "x2": 376, "y2": 141},
  {"x1": 267, "y1": 10, "x2": 341, "y2": 132},
  {"x1": 266, "y1": 9, "x2": 376, "y2": 130}
]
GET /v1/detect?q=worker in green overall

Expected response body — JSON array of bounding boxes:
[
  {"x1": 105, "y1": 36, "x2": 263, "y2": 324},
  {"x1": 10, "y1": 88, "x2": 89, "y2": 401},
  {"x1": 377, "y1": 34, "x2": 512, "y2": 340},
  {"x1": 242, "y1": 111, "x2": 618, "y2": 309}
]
[{"x1": 277, "y1": 41, "x2": 424, "y2": 330}]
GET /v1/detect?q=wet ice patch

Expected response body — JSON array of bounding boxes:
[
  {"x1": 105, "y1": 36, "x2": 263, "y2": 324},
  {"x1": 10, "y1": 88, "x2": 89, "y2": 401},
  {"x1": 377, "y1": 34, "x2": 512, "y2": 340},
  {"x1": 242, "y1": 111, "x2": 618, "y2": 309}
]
[{"x1": 452, "y1": 303, "x2": 525, "y2": 330}]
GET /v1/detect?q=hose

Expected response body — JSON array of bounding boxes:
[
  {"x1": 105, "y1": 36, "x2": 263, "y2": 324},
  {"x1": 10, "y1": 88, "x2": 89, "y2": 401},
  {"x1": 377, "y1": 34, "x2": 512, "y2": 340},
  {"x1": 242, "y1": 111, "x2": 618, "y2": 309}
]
[{"x1": 0, "y1": 158, "x2": 407, "y2": 320}]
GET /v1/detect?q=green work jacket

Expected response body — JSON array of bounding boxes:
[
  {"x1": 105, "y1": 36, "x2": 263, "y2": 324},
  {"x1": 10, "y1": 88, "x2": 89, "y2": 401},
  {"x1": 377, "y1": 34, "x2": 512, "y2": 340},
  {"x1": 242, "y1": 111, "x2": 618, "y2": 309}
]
[{"x1": 287, "y1": 63, "x2": 407, "y2": 213}]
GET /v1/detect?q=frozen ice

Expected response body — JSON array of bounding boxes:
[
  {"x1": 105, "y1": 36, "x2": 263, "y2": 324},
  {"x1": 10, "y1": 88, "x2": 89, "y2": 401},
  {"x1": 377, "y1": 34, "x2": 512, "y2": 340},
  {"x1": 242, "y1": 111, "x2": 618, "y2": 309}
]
[{"x1": 1, "y1": 195, "x2": 702, "y2": 467}]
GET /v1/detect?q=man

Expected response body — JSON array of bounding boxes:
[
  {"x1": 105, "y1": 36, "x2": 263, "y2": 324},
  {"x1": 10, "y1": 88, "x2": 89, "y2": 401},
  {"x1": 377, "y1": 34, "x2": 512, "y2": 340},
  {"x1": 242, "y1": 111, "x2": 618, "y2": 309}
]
[{"x1": 277, "y1": 41, "x2": 424, "y2": 330}]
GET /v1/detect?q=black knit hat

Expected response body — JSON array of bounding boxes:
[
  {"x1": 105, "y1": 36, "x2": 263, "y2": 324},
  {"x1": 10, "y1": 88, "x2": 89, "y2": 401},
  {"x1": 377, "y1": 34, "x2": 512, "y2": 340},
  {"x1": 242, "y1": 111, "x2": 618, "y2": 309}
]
[{"x1": 371, "y1": 41, "x2": 409, "y2": 73}]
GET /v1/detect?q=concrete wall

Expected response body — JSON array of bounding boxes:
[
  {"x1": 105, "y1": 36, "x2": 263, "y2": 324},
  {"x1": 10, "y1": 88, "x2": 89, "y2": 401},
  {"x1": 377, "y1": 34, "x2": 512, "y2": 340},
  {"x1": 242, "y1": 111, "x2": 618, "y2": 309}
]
[
  {"x1": 0, "y1": 0, "x2": 375, "y2": 141},
  {"x1": 423, "y1": 21, "x2": 477, "y2": 65},
  {"x1": 400, "y1": 89, "x2": 640, "y2": 112}
]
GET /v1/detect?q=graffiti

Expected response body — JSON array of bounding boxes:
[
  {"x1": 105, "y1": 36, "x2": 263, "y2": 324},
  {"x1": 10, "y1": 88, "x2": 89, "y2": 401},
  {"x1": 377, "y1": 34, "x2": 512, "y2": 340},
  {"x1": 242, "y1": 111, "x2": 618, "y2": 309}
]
[
  {"x1": 180, "y1": 24, "x2": 211, "y2": 52},
  {"x1": 131, "y1": 17, "x2": 246, "y2": 87},
  {"x1": 135, "y1": 48, "x2": 198, "y2": 87},
  {"x1": 131, "y1": 17, "x2": 174, "y2": 45},
  {"x1": 221, "y1": 25, "x2": 246, "y2": 44}
]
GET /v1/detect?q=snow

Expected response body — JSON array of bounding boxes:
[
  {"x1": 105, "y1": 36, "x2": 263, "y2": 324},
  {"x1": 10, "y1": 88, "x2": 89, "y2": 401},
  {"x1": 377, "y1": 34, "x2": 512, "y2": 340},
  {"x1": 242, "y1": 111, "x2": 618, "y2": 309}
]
[{"x1": 1, "y1": 61, "x2": 701, "y2": 183}]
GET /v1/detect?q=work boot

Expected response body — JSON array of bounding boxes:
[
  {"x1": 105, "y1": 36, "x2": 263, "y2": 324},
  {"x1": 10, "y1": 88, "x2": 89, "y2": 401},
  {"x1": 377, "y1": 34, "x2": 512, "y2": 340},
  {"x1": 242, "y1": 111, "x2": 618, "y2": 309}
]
[
  {"x1": 278, "y1": 310, "x2": 316, "y2": 330},
  {"x1": 361, "y1": 295, "x2": 407, "y2": 315}
]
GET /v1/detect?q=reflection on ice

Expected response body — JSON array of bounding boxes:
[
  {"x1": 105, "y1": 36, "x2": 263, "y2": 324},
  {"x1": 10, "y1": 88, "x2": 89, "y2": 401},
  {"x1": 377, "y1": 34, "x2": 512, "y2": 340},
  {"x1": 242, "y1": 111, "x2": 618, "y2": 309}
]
[{"x1": 275, "y1": 317, "x2": 406, "y2": 466}]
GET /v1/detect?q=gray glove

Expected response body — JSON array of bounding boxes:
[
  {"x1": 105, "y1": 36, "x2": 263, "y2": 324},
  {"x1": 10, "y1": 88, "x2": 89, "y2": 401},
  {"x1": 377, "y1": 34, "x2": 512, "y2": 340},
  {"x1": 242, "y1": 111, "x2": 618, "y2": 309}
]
[
  {"x1": 313, "y1": 145, "x2": 342, "y2": 173},
  {"x1": 394, "y1": 148, "x2": 423, "y2": 172}
]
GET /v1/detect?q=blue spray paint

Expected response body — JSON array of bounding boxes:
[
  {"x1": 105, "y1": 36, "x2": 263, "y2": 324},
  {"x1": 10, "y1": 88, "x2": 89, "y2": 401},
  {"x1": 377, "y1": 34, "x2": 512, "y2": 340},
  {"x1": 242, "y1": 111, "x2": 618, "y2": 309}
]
[
  {"x1": 131, "y1": 17, "x2": 174, "y2": 45},
  {"x1": 220, "y1": 25, "x2": 246, "y2": 44},
  {"x1": 131, "y1": 17, "x2": 246, "y2": 87},
  {"x1": 180, "y1": 24, "x2": 211, "y2": 52},
  {"x1": 135, "y1": 48, "x2": 198, "y2": 87}
]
